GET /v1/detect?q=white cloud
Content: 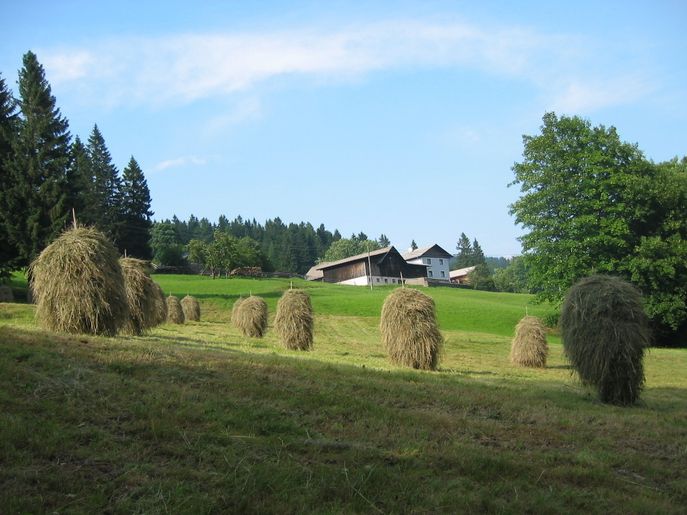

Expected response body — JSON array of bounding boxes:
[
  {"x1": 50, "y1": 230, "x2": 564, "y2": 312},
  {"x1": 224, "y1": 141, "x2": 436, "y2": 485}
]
[
  {"x1": 40, "y1": 19, "x2": 656, "y2": 114},
  {"x1": 548, "y1": 75, "x2": 656, "y2": 114},
  {"x1": 152, "y1": 155, "x2": 207, "y2": 172}
]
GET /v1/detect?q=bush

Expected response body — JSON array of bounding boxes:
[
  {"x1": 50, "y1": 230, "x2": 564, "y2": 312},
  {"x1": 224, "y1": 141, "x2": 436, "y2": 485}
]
[
  {"x1": 380, "y1": 288, "x2": 443, "y2": 370},
  {"x1": 232, "y1": 295, "x2": 268, "y2": 337},
  {"x1": 30, "y1": 227, "x2": 128, "y2": 336},
  {"x1": 510, "y1": 316, "x2": 548, "y2": 368},
  {"x1": 274, "y1": 289, "x2": 313, "y2": 350},
  {"x1": 561, "y1": 275, "x2": 649, "y2": 405}
]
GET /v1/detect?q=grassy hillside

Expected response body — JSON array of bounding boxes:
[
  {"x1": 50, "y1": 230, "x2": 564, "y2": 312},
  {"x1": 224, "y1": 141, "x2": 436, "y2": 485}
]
[{"x1": 1, "y1": 276, "x2": 686, "y2": 513}]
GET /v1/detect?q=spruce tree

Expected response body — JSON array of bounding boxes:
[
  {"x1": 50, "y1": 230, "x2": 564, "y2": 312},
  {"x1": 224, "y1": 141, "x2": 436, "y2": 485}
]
[
  {"x1": 454, "y1": 233, "x2": 473, "y2": 268},
  {"x1": 65, "y1": 136, "x2": 94, "y2": 226},
  {"x1": 119, "y1": 156, "x2": 153, "y2": 259},
  {"x1": 87, "y1": 124, "x2": 122, "y2": 242},
  {"x1": 472, "y1": 238, "x2": 486, "y2": 266},
  {"x1": 0, "y1": 73, "x2": 20, "y2": 277},
  {"x1": 4, "y1": 52, "x2": 71, "y2": 267}
]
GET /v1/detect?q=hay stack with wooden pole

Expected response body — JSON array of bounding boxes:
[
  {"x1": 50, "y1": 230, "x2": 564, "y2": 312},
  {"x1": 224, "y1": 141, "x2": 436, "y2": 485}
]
[
  {"x1": 119, "y1": 257, "x2": 158, "y2": 335},
  {"x1": 166, "y1": 295, "x2": 184, "y2": 324},
  {"x1": 510, "y1": 315, "x2": 548, "y2": 368},
  {"x1": 380, "y1": 288, "x2": 443, "y2": 370},
  {"x1": 274, "y1": 289, "x2": 313, "y2": 350},
  {"x1": 561, "y1": 275, "x2": 649, "y2": 405},
  {"x1": 30, "y1": 227, "x2": 128, "y2": 336},
  {"x1": 181, "y1": 295, "x2": 201, "y2": 322},
  {"x1": 233, "y1": 295, "x2": 268, "y2": 337},
  {"x1": 151, "y1": 282, "x2": 167, "y2": 326}
]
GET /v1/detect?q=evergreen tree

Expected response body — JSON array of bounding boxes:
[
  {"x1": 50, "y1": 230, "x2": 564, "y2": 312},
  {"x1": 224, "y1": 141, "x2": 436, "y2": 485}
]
[
  {"x1": 471, "y1": 238, "x2": 486, "y2": 266},
  {"x1": 378, "y1": 234, "x2": 391, "y2": 247},
  {"x1": 4, "y1": 52, "x2": 71, "y2": 267},
  {"x1": 411, "y1": 239, "x2": 418, "y2": 250},
  {"x1": 454, "y1": 233, "x2": 473, "y2": 268},
  {"x1": 0, "y1": 73, "x2": 20, "y2": 277},
  {"x1": 119, "y1": 156, "x2": 153, "y2": 259},
  {"x1": 87, "y1": 124, "x2": 122, "y2": 241},
  {"x1": 65, "y1": 136, "x2": 93, "y2": 226}
]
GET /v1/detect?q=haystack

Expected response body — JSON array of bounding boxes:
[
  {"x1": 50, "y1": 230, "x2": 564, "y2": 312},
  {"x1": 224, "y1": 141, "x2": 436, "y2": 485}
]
[
  {"x1": 510, "y1": 315, "x2": 548, "y2": 368},
  {"x1": 274, "y1": 289, "x2": 313, "y2": 350},
  {"x1": 181, "y1": 295, "x2": 201, "y2": 322},
  {"x1": 233, "y1": 295, "x2": 268, "y2": 337},
  {"x1": 380, "y1": 288, "x2": 443, "y2": 370},
  {"x1": 561, "y1": 275, "x2": 649, "y2": 405},
  {"x1": 29, "y1": 227, "x2": 128, "y2": 336},
  {"x1": 120, "y1": 257, "x2": 158, "y2": 335},
  {"x1": 166, "y1": 295, "x2": 184, "y2": 324},
  {"x1": 231, "y1": 297, "x2": 245, "y2": 327},
  {"x1": 151, "y1": 282, "x2": 167, "y2": 325}
]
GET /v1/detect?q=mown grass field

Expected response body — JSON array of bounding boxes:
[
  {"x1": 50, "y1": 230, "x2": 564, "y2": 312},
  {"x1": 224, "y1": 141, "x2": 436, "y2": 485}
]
[{"x1": 1, "y1": 275, "x2": 686, "y2": 513}]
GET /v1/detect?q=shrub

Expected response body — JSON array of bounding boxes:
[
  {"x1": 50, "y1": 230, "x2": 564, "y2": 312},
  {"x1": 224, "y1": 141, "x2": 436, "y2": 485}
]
[
  {"x1": 561, "y1": 275, "x2": 649, "y2": 405},
  {"x1": 380, "y1": 288, "x2": 443, "y2": 370},
  {"x1": 166, "y1": 295, "x2": 184, "y2": 324},
  {"x1": 30, "y1": 227, "x2": 128, "y2": 336},
  {"x1": 181, "y1": 295, "x2": 201, "y2": 322},
  {"x1": 120, "y1": 258, "x2": 158, "y2": 335},
  {"x1": 274, "y1": 289, "x2": 313, "y2": 350},
  {"x1": 510, "y1": 315, "x2": 548, "y2": 368},
  {"x1": 233, "y1": 295, "x2": 268, "y2": 337}
]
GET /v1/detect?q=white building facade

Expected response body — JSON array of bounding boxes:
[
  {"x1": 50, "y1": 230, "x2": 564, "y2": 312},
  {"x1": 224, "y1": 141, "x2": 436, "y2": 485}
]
[{"x1": 402, "y1": 244, "x2": 452, "y2": 281}]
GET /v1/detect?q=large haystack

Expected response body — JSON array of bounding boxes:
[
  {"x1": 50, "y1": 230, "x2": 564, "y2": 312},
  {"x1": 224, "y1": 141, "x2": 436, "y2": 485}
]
[
  {"x1": 181, "y1": 295, "x2": 201, "y2": 322},
  {"x1": 561, "y1": 275, "x2": 649, "y2": 405},
  {"x1": 233, "y1": 295, "x2": 268, "y2": 337},
  {"x1": 274, "y1": 289, "x2": 313, "y2": 350},
  {"x1": 380, "y1": 288, "x2": 443, "y2": 370},
  {"x1": 151, "y1": 282, "x2": 167, "y2": 325},
  {"x1": 166, "y1": 295, "x2": 184, "y2": 324},
  {"x1": 30, "y1": 227, "x2": 128, "y2": 336},
  {"x1": 120, "y1": 258, "x2": 158, "y2": 335},
  {"x1": 510, "y1": 315, "x2": 548, "y2": 368}
]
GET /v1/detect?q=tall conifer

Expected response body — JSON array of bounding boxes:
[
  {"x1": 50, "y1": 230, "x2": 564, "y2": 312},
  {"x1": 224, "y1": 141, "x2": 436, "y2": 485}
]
[
  {"x1": 87, "y1": 124, "x2": 122, "y2": 241},
  {"x1": 120, "y1": 156, "x2": 153, "y2": 258},
  {"x1": 4, "y1": 52, "x2": 71, "y2": 266},
  {"x1": 0, "y1": 73, "x2": 20, "y2": 277}
]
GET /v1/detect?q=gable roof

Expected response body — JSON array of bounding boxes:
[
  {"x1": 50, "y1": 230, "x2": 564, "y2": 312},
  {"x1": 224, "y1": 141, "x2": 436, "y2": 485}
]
[
  {"x1": 402, "y1": 244, "x2": 453, "y2": 261},
  {"x1": 314, "y1": 246, "x2": 397, "y2": 271},
  {"x1": 449, "y1": 266, "x2": 476, "y2": 278}
]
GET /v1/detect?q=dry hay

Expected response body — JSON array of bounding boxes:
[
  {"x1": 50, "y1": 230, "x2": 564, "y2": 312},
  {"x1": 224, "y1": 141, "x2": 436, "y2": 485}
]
[
  {"x1": 510, "y1": 315, "x2": 548, "y2": 368},
  {"x1": 561, "y1": 275, "x2": 649, "y2": 405},
  {"x1": 274, "y1": 289, "x2": 313, "y2": 350},
  {"x1": 29, "y1": 227, "x2": 128, "y2": 336},
  {"x1": 380, "y1": 288, "x2": 443, "y2": 370},
  {"x1": 233, "y1": 295, "x2": 268, "y2": 337},
  {"x1": 166, "y1": 295, "x2": 184, "y2": 324},
  {"x1": 119, "y1": 258, "x2": 158, "y2": 335},
  {"x1": 151, "y1": 282, "x2": 167, "y2": 325},
  {"x1": 231, "y1": 297, "x2": 245, "y2": 327},
  {"x1": 181, "y1": 295, "x2": 201, "y2": 322}
]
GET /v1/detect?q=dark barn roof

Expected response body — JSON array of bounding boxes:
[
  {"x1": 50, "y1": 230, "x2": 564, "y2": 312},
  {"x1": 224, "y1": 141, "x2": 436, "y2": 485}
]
[{"x1": 402, "y1": 244, "x2": 453, "y2": 261}]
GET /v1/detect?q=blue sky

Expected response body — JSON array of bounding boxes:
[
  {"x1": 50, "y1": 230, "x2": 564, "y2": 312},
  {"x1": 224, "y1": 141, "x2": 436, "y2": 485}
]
[{"x1": 3, "y1": 1, "x2": 686, "y2": 256}]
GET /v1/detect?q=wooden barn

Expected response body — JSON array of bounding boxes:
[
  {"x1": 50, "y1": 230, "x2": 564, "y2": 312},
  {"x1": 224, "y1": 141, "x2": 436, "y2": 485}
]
[{"x1": 311, "y1": 246, "x2": 428, "y2": 286}]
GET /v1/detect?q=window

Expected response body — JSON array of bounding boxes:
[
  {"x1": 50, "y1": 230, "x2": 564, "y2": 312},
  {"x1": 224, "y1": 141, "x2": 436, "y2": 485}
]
[
  {"x1": 439, "y1": 259, "x2": 444, "y2": 265},
  {"x1": 441, "y1": 271, "x2": 445, "y2": 278},
  {"x1": 384, "y1": 278, "x2": 388, "y2": 284},
  {"x1": 376, "y1": 277, "x2": 380, "y2": 282},
  {"x1": 428, "y1": 270, "x2": 433, "y2": 277},
  {"x1": 427, "y1": 258, "x2": 432, "y2": 264}
]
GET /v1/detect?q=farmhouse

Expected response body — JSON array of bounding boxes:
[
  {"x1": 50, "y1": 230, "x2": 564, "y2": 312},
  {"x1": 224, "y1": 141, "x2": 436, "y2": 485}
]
[
  {"x1": 402, "y1": 244, "x2": 452, "y2": 282},
  {"x1": 449, "y1": 265, "x2": 476, "y2": 285},
  {"x1": 310, "y1": 246, "x2": 428, "y2": 286}
]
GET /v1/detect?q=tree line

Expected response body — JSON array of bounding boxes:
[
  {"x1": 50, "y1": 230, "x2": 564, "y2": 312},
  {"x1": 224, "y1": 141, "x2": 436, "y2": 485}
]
[{"x1": 0, "y1": 51, "x2": 153, "y2": 279}]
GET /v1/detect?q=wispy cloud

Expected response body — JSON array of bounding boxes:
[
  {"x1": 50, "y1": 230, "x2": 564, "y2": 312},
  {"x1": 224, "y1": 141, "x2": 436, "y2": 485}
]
[
  {"x1": 152, "y1": 155, "x2": 207, "y2": 172},
  {"x1": 40, "y1": 19, "x2": 657, "y2": 113}
]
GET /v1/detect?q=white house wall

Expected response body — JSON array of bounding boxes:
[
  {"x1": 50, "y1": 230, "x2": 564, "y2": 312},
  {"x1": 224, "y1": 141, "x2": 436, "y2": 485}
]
[
  {"x1": 406, "y1": 257, "x2": 450, "y2": 281},
  {"x1": 338, "y1": 275, "x2": 408, "y2": 286}
]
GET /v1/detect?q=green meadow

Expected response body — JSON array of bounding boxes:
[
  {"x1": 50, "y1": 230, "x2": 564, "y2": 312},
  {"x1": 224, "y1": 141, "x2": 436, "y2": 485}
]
[{"x1": 1, "y1": 275, "x2": 685, "y2": 513}]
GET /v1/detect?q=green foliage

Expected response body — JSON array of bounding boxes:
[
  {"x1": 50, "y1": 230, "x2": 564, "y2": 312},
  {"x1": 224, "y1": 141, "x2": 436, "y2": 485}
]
[
  {"x1": 150, "y1": 223, "x2": 185, "y2": 266},
  {"x1": 3, "y1": 52, "x2": 71, "y2": 267},
  {"x1": 510, "y1": 112, "x2": 687, "y2": 345},
  {"x1": 492, "y1": 256, "x2": 530, "y2": 293},
  {"x1": 0, "y1": 73, "x2": 20, "y2": 278},
  {"x1": 322, "y1": 237, "x2": 381, "y2": 262},
  {"x1": 453, "y1": 232, "x2": 486, "y2": 269},
  {"x1": 119, "y1": 156, "x2": 153, "y2": 259},
  {"x1": 410, "y1": 239, "x2": 418, "y2": 250},
  {"x1": 561, "y1": 275, "x2": 649, "y2": 405},
  {"x1": 467, "y1": 263, "x2": 495, "y2": 291},
  {"x1": 86, "y1": 124, "x2": 122, "y2": 242}
]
